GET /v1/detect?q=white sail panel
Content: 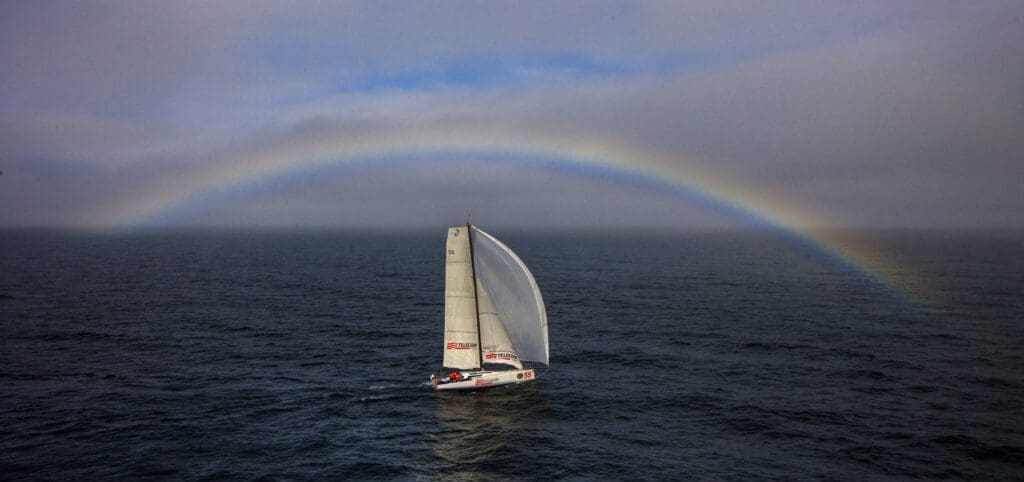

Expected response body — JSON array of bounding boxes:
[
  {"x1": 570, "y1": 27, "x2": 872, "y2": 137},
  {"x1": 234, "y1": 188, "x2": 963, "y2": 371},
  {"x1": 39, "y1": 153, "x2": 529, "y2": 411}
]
[
  {"x1": 443, "y1": 226, "x2": 480, "y2": 369},
  {"x1": 471, "y1": 227, "x2": 549, "y2": 365},
  {"x1": 477, "y1": 280, "x2": 523, "y2": 370}
]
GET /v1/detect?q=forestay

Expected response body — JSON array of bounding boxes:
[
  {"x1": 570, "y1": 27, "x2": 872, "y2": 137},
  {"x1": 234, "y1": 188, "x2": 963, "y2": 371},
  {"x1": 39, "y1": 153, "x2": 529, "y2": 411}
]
[{"x1": 471, "y1": 227, "x2": 549, "y2": 365}]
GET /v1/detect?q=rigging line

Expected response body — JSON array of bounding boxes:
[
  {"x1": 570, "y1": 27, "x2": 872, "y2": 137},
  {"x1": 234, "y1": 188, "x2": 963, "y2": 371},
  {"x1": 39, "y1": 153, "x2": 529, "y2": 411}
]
[{"x1": 467, "y1": 223, "x2": 483, "y2": 371}]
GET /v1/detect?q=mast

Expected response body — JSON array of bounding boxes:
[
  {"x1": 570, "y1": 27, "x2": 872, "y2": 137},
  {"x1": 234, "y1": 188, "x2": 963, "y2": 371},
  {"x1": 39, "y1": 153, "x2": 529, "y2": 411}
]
[{"x1": 467, "y1": 222, "x2": 483, "y2": 368}]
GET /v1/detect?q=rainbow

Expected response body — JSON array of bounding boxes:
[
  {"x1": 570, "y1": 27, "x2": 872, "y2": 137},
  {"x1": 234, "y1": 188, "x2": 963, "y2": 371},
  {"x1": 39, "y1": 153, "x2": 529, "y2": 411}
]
[{"x1": 84, "y1": 126, "x2": 921, "y2": 295}]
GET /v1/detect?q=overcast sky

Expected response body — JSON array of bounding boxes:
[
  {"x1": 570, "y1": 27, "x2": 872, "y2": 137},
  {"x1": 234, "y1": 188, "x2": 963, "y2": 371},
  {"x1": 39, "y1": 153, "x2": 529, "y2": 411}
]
[{"x1": 1, "y1": 1, "x2": 1021, "y2": 229}]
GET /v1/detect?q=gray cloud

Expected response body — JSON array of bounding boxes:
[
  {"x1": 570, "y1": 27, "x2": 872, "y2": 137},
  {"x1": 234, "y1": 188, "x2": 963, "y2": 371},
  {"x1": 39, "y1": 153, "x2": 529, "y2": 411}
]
[{"x1": 1, "y1": 1, "x2": 1021, "y2": 228}]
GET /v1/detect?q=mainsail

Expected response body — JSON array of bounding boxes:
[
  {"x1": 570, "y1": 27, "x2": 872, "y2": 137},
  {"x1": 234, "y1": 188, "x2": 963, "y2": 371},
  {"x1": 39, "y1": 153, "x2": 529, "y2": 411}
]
[
  {"x1": 442, "y1": 224, "x2": 549, "y2": 370},
  {"x1": 442, "y1": 226, "x2": 480, "y2": 369}
]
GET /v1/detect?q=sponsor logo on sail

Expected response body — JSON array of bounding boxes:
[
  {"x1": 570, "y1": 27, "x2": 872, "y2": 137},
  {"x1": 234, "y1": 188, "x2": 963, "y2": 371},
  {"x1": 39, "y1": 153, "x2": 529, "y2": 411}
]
[
  {"x1": 484, "y1": 352, "x2": 519, "y2": 361},
  {"x1": 446, "y1": 342, "x2": 476, "y2": 350}
]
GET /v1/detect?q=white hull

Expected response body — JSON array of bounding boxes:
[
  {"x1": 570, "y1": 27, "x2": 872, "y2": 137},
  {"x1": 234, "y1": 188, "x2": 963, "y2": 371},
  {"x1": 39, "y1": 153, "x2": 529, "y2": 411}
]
[{"x1": 432, "y1": 369, "x2": 536, "y2": 391}]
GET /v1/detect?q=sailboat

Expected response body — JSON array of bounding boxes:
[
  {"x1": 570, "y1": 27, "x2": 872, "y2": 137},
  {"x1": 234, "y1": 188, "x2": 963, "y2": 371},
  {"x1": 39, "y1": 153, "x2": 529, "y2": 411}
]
[{"x1": 430, "y1": 224, "x2": 549, "y2": 391}]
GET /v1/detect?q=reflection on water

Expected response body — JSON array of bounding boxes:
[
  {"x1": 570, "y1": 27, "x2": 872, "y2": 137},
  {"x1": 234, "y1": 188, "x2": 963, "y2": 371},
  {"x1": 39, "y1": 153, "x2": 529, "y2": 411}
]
[{"x1": 420, "y1": 382, "x2": 553, "y2": 480}]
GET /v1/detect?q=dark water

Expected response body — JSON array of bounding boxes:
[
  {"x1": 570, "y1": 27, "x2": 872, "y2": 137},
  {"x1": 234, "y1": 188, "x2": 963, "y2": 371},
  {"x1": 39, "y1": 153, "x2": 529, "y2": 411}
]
[{"x1": 2, "y1": 229, "x2": 1022, "y2": 479}]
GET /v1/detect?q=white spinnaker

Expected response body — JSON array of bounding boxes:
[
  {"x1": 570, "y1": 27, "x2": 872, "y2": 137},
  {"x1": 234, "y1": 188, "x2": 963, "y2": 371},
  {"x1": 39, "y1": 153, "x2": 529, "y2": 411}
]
[
  {"x1": 477, "y1": 280, "x2": 524, "y2": 370},
  {"x1": 471, "y1": 227, "x2": 549, "y2": 365},
  {"x1": 443, "y1": 226, "x2": 480, "y2": 370}
]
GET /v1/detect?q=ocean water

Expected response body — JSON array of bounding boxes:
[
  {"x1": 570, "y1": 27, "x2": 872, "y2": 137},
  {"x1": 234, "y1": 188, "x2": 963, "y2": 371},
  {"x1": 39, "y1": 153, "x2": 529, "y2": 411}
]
[{"x1": 1, "y1": 229, "x2": 1022, "y2": 479}]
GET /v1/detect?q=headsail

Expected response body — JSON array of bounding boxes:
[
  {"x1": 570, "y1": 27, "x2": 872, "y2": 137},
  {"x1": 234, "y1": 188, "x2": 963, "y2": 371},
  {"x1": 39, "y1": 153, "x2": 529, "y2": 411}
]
[
  {"x1": 471, "y1": 227, "x2": 549, "y2": 366},
  {"x1": 477, "y1": 279, "x2": 524, "y2": 370},
  {"x1": 442, "y1": 226, "x2": 480, "y2": 369}
]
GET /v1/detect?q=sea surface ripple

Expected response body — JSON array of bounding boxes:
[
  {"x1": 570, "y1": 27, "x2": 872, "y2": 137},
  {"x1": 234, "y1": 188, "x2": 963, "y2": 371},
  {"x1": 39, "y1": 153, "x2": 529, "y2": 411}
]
[{"x1": 1, "y1": 230, "x2": 1022, "y2": 479}]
